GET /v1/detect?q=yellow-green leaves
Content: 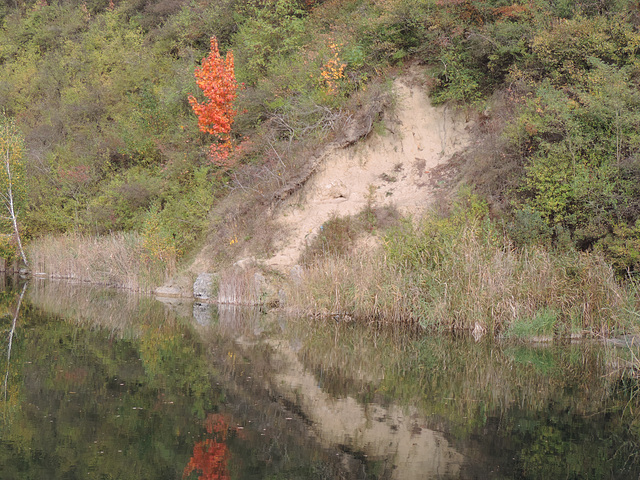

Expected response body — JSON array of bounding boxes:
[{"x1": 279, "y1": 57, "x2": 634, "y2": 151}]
[{"x1": 0, "y1": 112, "x2": 26, "y2": 214}]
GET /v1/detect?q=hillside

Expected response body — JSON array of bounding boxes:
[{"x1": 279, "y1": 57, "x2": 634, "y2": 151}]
[
  {"x1": 2, "y1": 0, "x2": 640, "y2": 335},
  {"x1": 264, "y1": 66, "x2": 469, "y2": 270}
]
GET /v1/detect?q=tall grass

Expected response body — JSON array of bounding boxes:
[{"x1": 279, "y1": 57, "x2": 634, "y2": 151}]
[
  {"x1": 217, "y1": 267, "x2": 262, "y2": 305},
  {"x1": 27, "y1": 232, "x2": 167, "y2": 292},
  {"x1": 287, "y1": 194, "x2": 639, "y2": 337}
]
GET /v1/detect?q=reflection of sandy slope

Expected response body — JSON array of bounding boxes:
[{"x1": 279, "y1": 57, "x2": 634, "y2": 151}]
[{"x1": 265, "y1": 339, "x2": 464, "y2": 479}]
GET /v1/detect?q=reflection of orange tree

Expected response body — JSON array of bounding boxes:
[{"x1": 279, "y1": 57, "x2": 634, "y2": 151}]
[{"x1": 183, "y1": 414, "x2": 238, "y2": 480}]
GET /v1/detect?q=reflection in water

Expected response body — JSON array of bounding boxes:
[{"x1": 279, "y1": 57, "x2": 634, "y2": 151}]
[
  {"x1": 266, "y1": 338, "x2": 463, "y2": 479},
  {"x1": 184, "y1": 414, "x2": 237, "y2": 480},
  {"x1": 0, "y1": 280, "x2": 638, "y2": 479},
  {"x1": 3, "y1": 282, "x2": 26, "y2": 401},
  {"x1": 195, "y1": 306, "x2": 640, "y2": 478}
]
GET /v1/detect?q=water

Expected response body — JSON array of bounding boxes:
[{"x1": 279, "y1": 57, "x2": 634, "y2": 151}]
[{"x1": 1, "y1": 279, "x2": 639, "y2": 479}]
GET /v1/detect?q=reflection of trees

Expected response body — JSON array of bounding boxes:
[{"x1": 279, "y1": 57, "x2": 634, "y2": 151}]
[
  {"x1": 2, "y1": 286, "x2": 363, "y2": 479},
  {"x1": 27, "y1": 280, "x2": 177, "y2": 335},
  {"x1": 0, "y1": 291, "x2": 218, "y2": 479},
  {"x1": 2, "y1": 281, "x2": 26, "y2": 402},
  {"x1": 273, "y1": 317, "x2": 640, "y2": 478},
  {"x1": 184, "y1": 439, "x2": 230, "y2": 480},
  {"x1": 184, "y1": 414, "x2": 233, "y2": 480}
]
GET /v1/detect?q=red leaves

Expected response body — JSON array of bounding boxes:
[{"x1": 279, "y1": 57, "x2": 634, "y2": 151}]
[
  {"x1": 188, "y1": 37, "x2": 240, "y2": 168},
  {"x1": 188, "y1": 37, "x2": 238, "y2": 142},
  {"x1": 183, "y1": 414, "x2": 235, "y2": 480},
  {"x1": 183, "y1": 439, "x2": 230, "y2": 480}
]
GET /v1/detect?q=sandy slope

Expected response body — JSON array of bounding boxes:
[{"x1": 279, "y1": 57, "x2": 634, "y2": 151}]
[{"x1": 265, "y1": 68, "x2": 470, "y2": 271}]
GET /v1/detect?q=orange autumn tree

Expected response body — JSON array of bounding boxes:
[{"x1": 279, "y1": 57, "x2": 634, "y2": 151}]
[{"x1": 189, "y1": 37, "x2": 238, "y2": 166}]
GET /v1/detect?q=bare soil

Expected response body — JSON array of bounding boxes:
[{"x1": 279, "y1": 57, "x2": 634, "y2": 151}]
[{"x1": 264, "y1": 66, "x2": 470, "y2": 271}]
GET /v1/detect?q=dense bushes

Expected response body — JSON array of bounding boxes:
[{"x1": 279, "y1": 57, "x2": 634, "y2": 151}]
[
  {"x1": 0, "y1": 1, "x2": 379, "y2": 260},
  {"x1": 1, "y1": 1, "x2": 224, "y2": 263},
  {"x1": 411, "y1": 0, "x2": 640, "y2": 274},
  {"x1": 3, "y1": 0, "x2": 640, "y2": 280}
]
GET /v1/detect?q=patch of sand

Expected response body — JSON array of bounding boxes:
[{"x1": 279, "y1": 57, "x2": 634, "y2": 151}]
[{"x1": 265, "y1": 68, "x2": 470, "y2": 271}]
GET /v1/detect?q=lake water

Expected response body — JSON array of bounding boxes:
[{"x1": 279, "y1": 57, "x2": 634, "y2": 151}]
[{"x1": 1, "y1": 279, "x2": 639, "y2": 479}]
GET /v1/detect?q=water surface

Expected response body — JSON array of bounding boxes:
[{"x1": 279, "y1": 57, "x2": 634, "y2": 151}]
[{"x1": 1, "y1": 280, "x2": 639, "y2": 479}]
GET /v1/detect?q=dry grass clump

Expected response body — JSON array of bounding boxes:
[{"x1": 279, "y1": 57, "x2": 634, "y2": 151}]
[
  {"x1": 217, "y1": 266, "x2": 262, "y2": 305},
  {"x1": 27, "y1": 232, "x2": 165, "y2": 292},
  {"x1": 287, "y1": 194, "x2": 638, "y2": 337},
  {"x1": 287, "y1": 251, "x2": 410, "y2": 322},
  {"x1": 399, "y1": 228, "x2": 631, "y2": 336},
  {"x1": 300, "y1": 204, "x2": 401, "y2": 265}
]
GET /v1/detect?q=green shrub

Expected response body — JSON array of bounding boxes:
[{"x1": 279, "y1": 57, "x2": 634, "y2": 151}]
[
  {"x1": 233, "y1": 0, "x2": 309, "y2": 86},
  {"x1": 301, "y1": 215, "x2": 358, "y2": 263},
  {"x1": 504, "y1": 308, "x2": 560, "y2": 340},
  {"x1": 507, "y1": 208, "x2": 553, "y2": 247},
  {"x1": 0, "y1": 234, "x2": 17, "y2": 265},
  {"x1": 596, "y1": 221, "x2": 640, "y2": 277}
]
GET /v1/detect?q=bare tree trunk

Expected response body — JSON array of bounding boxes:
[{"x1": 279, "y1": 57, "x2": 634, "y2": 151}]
[{"x1": 3, "y1": 150, "x2": 27, "y2": 267}]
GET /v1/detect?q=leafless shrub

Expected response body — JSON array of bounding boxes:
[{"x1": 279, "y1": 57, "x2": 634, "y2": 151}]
[{"x1": 267, "y1": 103, "x2": 349, "y2": 144}]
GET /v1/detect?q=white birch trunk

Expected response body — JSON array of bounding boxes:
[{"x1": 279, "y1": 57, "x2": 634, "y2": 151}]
[{"x1": 3, "y1": 148, "x2": 27, "y2": 267}]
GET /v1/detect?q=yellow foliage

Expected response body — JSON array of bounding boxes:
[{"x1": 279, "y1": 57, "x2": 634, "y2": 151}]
[{"x1": 320, "y1": 43, "x2": 346, "y2": 95}]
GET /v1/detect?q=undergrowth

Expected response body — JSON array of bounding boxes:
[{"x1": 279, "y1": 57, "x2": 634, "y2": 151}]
[
  {"x1": 288, "y1": 191, "x2": 639, "y2": 337},
  {"x1": 4, "y1": 0, "x2": 640, "y2": 313}
]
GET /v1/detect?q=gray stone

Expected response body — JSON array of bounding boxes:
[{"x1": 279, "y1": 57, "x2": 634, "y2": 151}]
[
  {"x1": 193, "y1": 273, "x2": 217, "y2": 300},
  {"x1": 254, "y1": 271, "x2": 266, "y2": 290},
  {"x1": 234, "y1": 257, "x2": 256, "y2": 269},
  {"x1": 322, "y1": 180, "x2": 349, "y2": 200},
  {"x1": 289, "y1": 264, "x2": 304, "y2": 285}
]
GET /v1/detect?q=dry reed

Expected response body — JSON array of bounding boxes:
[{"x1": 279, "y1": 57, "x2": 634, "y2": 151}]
[
  {"x1": 27, "y1": 232, "x2": 166, "y2": 292},
  {"x1": 287, "y1": 217, "x2": 637, "y2": 336},
  {"x1": 217, "y1": 267, "x2": 262, "y2": 305}
]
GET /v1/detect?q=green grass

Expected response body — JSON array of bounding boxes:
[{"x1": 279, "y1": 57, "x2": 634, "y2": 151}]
[{"x1": 504, "y1": 308, "x2": 559, "y2": 340}]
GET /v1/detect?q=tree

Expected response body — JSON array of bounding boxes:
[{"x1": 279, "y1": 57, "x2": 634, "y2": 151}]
[
  {"x1": 188, "y1": 37, "x2": 238, "y2": 164},
  {"x1": 0, "y1": 113, "x2": 28, "y2": 267}
]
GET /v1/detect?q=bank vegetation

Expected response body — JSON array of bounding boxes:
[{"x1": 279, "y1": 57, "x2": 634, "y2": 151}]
[{"x1": 1, "y1": 0, "x2": 640, "y2": 336}]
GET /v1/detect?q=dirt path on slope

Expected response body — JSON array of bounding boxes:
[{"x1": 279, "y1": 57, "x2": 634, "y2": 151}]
[{"x1": 265, "y1": 68, "x2": 470, "y2": 271}]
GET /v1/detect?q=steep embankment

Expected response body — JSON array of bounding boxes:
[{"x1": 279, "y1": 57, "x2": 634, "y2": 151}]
[
  {"x1": 264, "y1": 67, "x2": 469, "y2": 271},
  {"x1": 176, "y1": 66, "x2": 470, "y2": 300}
]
